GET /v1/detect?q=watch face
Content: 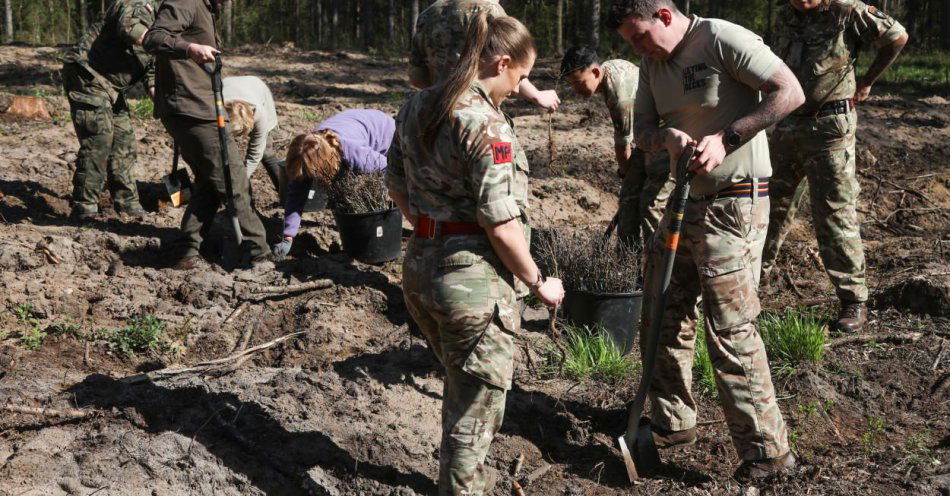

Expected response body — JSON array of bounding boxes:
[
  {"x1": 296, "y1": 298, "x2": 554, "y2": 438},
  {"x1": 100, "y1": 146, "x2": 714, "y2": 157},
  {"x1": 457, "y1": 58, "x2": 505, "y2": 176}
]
[{"x1": 728, "y1": 132, "x2": 741, "y2": 147}]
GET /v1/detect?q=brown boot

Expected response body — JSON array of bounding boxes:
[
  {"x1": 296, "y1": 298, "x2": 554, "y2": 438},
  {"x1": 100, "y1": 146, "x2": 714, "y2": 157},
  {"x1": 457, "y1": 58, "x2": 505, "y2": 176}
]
[
  {"x1": 733, "y1": 451, "x2": 796, "y2": 483},
  {"x1": 172, "y1": 255, "x2": 202, "y2": 271},
  {"x1": 836, "y1": 302, "x2": 868, "y2": 333},
  {"x1": 650, "y1": 422, "x2": 698, "y2": 449}
]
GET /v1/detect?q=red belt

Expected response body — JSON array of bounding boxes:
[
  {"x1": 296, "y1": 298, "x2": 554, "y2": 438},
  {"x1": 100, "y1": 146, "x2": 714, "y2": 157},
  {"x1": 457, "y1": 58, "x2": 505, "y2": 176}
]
[{"x1": 414, "y1": 215, "x2": 483, "y2": 239}]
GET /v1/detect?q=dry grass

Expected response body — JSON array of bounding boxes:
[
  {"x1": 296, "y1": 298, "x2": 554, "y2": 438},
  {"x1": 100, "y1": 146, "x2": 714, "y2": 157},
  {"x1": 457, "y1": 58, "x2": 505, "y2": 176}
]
[{"x1": 328, "y1": 170, "x2": 392, "y2": 214}]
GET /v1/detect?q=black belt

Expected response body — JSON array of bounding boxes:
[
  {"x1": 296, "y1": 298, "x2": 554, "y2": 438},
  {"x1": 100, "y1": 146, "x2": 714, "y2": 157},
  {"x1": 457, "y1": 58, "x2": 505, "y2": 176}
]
[
  {"x1": 694, "y1": 178, "x2": 769, "y2": 201},
  {"x1": 816, "y1": 98, "x2": 855, "y2": 118}
]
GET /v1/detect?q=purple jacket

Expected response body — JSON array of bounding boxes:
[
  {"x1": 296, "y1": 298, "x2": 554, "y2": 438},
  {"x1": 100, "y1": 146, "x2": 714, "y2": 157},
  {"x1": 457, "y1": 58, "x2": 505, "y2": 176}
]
[{"x1": 283, "y1": 109, "x2": 395, "y2": 238}]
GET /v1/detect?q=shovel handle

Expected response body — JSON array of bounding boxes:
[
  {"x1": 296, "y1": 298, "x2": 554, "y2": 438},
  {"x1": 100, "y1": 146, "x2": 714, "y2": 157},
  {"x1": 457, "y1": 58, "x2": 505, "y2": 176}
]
[{"x1": 620, "y1": 144, "x2": 696, "y2": 479}]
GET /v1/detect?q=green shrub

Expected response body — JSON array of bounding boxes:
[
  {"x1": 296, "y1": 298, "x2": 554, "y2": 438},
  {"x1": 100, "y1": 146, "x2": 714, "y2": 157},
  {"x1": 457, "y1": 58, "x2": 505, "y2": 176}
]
[
  {"x1": 105, "y1": 315, "x2": 171, "y2": 357},
  {"x1": 131, "y1": 98, "x2": 154, "y2": 120},
  {"x1": 554, "y1": 324, "x2": 635, "y2": 383},
  {"x1": 693, "y1": 317, "x2": 718, "y2": 398},
  {"x1": 759, "y1": 307, "x2": 828, "y2": 375},
  {"x1": 20, "y1": 325, "x2": 47, "y2": 350}
]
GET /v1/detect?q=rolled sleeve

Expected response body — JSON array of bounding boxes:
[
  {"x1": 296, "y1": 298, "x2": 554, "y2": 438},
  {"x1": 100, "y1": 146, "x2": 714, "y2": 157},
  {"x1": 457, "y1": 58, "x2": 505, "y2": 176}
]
[{"x1": 477, "y1": 196, "x2": 521, "y2": 226}]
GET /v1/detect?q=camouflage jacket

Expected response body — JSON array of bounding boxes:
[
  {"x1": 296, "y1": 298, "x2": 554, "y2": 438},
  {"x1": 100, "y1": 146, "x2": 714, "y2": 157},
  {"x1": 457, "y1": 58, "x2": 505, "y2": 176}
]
[
  {"x1": 63, "y1": 0, "x2": 157, "y2": 101},
  {"x1": 409, "y1": 0, "x2": 506, "y2": 87},
  {"x1": 774, "y1": 0, "x2": 906, "y2": 114},
  {"x1": 600, "y1": 59, "x2": 639, "y2": 148}
]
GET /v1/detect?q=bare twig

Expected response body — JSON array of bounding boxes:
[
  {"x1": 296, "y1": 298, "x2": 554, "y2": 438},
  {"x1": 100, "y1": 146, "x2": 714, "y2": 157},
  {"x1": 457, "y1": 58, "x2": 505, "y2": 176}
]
[
  {"x1": 524, "y1": 462, "x2": 552, "y2": 485},
  {"x1": 249, "y1": 279, "x2": 334, "y2": 295},
  {"x1": 121, "y1": 331, "x2": 305, "y2": 384},
  {"x1": 223, "y1": 301, "x2": 250, "y2": 327},
  {"x1": 932, "y1": 339, "x2": 946, "y2": 371},
  {"x1": 2, "y1": 403, "x2": 91, "y2": 419},
  {"x1": 859, "y1": 172, "x2": 940, "y2": 208},
  {"x1": 826, "y1": 332, "x2": 923, "y2": 348}
]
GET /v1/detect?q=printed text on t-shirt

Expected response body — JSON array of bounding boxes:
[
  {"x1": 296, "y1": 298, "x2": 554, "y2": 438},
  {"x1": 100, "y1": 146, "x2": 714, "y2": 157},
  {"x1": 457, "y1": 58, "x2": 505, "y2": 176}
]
[{"x1": 683, "y1": 63, "x2": 709, "y2": 92}]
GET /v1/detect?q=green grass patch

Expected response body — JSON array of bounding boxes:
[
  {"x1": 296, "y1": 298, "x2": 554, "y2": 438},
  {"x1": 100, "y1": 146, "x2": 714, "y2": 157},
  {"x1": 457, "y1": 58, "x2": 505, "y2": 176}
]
[
  {"x1": 101, "y1": 315, "x2": 175, "y2": 357},
  {"x1": 548, "y1": 324, "x2": 635, "y2": 383},
  {"x1": 861, "y1": 416, "x2": 887, "y2": 454},
  {"x1": 131, "y1": 98, "x2": 154, "y2": 120},
  {"x1": 693, "y1": 317, "x2": 718, "y2": 399},
  {"x1": 856, "y1": 50, "x2": 950, "y2": 96},
  {"x1": 759, "y1": 307, "x2": 828, "y2": 376}
]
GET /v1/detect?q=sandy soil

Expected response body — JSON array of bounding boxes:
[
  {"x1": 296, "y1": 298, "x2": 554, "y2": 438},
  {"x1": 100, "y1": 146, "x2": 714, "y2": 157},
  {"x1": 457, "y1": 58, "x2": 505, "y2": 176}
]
[{"x1": 0, "y1": 45, "x2": 948, "y2": 496}]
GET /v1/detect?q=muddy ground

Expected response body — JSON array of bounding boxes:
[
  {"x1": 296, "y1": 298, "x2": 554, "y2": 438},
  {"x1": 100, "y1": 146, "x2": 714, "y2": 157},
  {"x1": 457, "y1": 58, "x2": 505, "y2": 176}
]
[{"x1": 0, "y1": 45, "x2": 947, "y2": 496}]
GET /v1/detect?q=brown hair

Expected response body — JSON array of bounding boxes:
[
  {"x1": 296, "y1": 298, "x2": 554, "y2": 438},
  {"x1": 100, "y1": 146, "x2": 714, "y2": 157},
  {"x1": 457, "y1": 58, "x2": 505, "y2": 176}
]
[
  {"x1": 224, "y1": 100, "x2": 255, "y2": 138},
  {"x1": 422, "y1": 14, "x2": 536, "y2": 145},
  {"x1": 285, "y1": 130, "x2": 343, "y2": 187}
]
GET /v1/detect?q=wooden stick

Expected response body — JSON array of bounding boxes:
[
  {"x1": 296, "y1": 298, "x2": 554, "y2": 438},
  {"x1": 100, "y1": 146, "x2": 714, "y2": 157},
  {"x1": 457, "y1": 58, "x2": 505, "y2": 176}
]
[
  {"x1": 826, "y1": 332, "x2": 922, "y2": 348},
  {"x1": 512, "y1": 480, "x2": 527, "y2": 496},
  {"x1": 859, "y1": 172, "x2": 940, "y2": 208},
  {"x1": 511, "y1": 453, "x2": 525, "y2": 477},
  {"x1": 2, "y1": 403, "x2": 91, "y2": 419},
  {"x1": 121, "y1": 331, "x2": 305, "y2": 384},
  {"x1": 524, "y1": 462, "x2": 552, "y2": 485},
  {"x1": 223, "y1": 301, "x2": 250, "y2": 327},
  {"x1": 249, "y1": 279, "x2": 334, "y2": 295}
]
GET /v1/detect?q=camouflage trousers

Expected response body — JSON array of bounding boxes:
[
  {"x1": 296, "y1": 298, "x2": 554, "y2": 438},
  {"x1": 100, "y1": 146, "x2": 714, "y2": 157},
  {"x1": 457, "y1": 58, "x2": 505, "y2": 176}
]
[
  {"x1": 402, "y1": 236, "x2": 520, "y2": 495},
  {"x1": 62, "y1": 62, "x2": 141, "y2": 214},
  {"x1": 761, "y1": 109, "x2": 868, "y2": 303},
  {"x1": 641, "y1": 194, "x2": 789, "y2": 461},
  {"x1": 617, "y1": 149, "x2": 674, "y2": 250}
]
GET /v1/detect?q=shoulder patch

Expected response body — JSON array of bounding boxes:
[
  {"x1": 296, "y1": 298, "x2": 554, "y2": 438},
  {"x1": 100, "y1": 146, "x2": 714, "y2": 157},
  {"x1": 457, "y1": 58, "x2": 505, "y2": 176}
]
[
  {"x1": 867, "y1": 5, "x2": 887, "y2": 19},
  {"x1": 491, "y1": 142, "x2": 513, "y2": 164}
]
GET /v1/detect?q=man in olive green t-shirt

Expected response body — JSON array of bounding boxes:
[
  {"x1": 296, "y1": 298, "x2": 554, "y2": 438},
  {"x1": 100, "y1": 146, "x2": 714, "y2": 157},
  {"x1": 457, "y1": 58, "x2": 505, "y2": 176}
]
[{"x1": 608, "y1": 0, "x2": 805, "y2": 482}]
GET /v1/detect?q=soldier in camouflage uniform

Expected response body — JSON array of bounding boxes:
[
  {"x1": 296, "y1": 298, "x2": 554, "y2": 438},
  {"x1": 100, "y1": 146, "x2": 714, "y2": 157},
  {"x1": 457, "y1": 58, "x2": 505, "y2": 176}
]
[
  {"x1": 62, "y1": 0, "x2": 157, "y2": 220},
  {"x1": 560, "y1": 46, "x2": 673, "y2": 249},
  {"x1": 762, "y1": 0, "x2": 908, "y2": 332},
  {"x1": 409, "y1": 0, "x2": 560, "y2": 111},
  {"x1": 389, "y1": 14, "x2": 564, "y2": 495},
  {"x1": 608, "y1": 0, "x2": 806, "y2": 480}
]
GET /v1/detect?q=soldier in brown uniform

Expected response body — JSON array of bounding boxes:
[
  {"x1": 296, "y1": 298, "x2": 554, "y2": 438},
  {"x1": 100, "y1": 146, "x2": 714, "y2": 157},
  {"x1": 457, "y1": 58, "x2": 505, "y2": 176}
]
[
  {"x1": 609, "y1": 0, "x2": 806, "y2": 481},
  {"x1": 762, "y1": 0, "x2": 908, "y2": 332},
  {"x1": 143, "y1": 0, "x2": 269, "y2": 270}
]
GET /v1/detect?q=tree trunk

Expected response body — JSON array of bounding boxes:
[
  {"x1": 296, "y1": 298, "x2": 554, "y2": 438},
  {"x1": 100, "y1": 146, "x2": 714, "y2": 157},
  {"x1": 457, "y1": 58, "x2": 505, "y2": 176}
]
[
  {"x1": 587, "y1": 0, "x2": 600, "y2": 49},
  {"x1": 684, "y1": 0, "x2": 690, "y2": 15},
  {"x1": 313, "y1": 0, "x2": 322, "y2": 47},
  {"x1": 221, "y1": 0, "x2": 232, "y2": 46},
  {"x1": 361, "y1": 0, "x2": 374, "y2": 48},
  {"x1": 388, "y1": 0, "x2": 395, "y2": 45},
  {"x1": 410, "y1": 0, "x2": 419, "y2": 39},
  {"x1": 77, "y1": 0, "x2": 87, "y2": 33},
  {"x1": 330, "y1": 0, "x2": 339, "y2": 49},
  {"x1": 4, "y1": 0, "x2": 13, "y2": 43},
  {"x1": 943, "y1": 0, "x2": 950, "y2": 49},
  {"x1": 765, "y1": 0, "x2": 772, "y2": 44},
  {"x1": 556, "y1": 0, "x2": 564, "y2": 54}
]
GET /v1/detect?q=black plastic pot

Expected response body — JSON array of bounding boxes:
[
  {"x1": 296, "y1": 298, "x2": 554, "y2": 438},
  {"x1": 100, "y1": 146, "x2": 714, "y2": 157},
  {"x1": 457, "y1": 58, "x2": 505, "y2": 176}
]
[
  {"x1": 333, "y1": 207, "x2": 402, "y2": 264},
  {"x1": 562, "y1": 290, "x2": 643, "y2": 353},
  {"x1": 303, "y1": 182, "x2": 329, "y2": 212}
]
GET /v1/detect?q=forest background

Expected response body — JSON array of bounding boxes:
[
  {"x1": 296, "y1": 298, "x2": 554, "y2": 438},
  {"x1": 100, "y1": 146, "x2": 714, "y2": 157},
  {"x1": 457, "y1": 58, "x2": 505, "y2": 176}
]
[{"x1": 1, "y1": 0, "x2": 947, "y2": 94}]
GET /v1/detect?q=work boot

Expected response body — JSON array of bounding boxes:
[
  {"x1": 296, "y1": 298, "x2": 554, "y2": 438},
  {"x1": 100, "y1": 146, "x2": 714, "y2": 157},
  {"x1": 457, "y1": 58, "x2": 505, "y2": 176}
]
[
  {"x1": 117, "y1": 203, "x2": 146, "y2": 219},
  {"x1": 70, "y1": 205, "x2": 99, "y2": 223},
  {"x1": 172, "y1": 255, "x2": 203, "y2": 271},
  {"x1": 835, "y1": 302, "x2": 868, "y2": 333},
  {"x1": 650, "y1": 422, "x2": 698, "y2": 449},
  {"x1": 733, "y1": 451, "x2": 796, "y2": 483}
]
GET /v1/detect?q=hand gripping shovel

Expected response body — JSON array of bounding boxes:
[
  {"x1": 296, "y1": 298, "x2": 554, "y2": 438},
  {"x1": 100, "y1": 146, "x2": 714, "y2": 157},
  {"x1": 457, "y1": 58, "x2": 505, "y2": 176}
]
[
  {"x1": 202, "y1": 54, "x2": 243, "y2": 246},
  {"x1": 617, "y1": 144, "x2": 697, "y2": 482}
]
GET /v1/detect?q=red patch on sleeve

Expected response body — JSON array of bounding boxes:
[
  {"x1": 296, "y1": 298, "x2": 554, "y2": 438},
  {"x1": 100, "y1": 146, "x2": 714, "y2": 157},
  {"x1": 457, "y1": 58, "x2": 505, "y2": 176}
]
[{"x1": 491, "y1": 142, "x2": 513, "y2": 164}]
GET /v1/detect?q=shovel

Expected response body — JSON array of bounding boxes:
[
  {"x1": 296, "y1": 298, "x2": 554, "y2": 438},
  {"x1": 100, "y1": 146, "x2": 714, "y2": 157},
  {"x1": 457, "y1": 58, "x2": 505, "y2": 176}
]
[
  {"x1": 202, "y1": 54, "x2": 243, "y2": 246},
  {"x1": 617, "y1": 143, "x2": 697, "y2": 482},
  {"x1": 162, "y1": 144, "x2": 192, "y2": 207}
]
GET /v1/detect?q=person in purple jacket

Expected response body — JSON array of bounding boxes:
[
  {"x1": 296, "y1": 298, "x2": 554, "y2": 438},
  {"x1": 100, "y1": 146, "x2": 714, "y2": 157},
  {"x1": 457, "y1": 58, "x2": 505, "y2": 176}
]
[{"x1": 272, "y1": 108, "x2": 395, "y2": 258}]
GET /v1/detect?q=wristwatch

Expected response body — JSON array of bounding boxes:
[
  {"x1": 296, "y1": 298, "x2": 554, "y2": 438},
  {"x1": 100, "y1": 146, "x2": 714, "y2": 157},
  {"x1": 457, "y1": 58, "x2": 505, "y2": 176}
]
[
  {"x1": 723, "y1": 127, "x2": 742, "y2": 153},
  {"x1": 529, "y1": 272, "x2": 546, "y2": 291}
]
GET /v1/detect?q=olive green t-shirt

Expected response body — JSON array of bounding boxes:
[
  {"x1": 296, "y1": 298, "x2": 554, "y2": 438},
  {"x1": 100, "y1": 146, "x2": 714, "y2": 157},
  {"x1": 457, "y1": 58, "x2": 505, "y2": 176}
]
[{"x1": 636, "y1": 15, "x2": 783, "y2": 197}]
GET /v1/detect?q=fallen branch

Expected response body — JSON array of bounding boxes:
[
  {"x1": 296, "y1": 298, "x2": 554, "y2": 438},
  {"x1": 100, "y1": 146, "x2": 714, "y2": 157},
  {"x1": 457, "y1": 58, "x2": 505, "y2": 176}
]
[
  {"x1": 223, "y1": 301, "x2": 250, "y2": 327},
  {"x1": 860, "y1": 172, "x2": 940, "y2": 208},
  {"x1": 2, "y1": 403, "x2": 92, "y2": 419},
  {"x1": 523, "y1": 462, "x2": 552, "y2": 485},
  {"x1": 826, "y1": 332, "x2": 922, "y2": 348},
  {"x1": 248, "y1": 279, "x2": 334, "y2": 295},
  {"x1": 121, "y1": 331, "x2": 305, "y2": 384}
]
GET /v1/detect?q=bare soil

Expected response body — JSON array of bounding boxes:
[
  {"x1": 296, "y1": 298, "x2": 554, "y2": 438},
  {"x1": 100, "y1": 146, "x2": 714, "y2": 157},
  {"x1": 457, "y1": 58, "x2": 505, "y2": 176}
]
[{"x1": 0, "y1": 45, "x2": 948, "y2": 496}]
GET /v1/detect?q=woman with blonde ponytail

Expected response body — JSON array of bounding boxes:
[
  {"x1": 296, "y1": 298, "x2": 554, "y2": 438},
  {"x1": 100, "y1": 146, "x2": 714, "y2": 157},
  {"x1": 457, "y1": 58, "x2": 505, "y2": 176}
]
[
  {"x1": 272, "y1": 109, "x2": 394, "y2": 259},
  {"x1": 386, "y1": 14, "x2": 564, "y2": 495}
]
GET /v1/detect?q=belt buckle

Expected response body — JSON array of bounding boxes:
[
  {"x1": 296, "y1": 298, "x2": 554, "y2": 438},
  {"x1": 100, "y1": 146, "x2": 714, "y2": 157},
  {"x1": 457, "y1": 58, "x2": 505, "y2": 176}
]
[{"x1": 424, "y1": 217, "x2": 438, "y2": 240}]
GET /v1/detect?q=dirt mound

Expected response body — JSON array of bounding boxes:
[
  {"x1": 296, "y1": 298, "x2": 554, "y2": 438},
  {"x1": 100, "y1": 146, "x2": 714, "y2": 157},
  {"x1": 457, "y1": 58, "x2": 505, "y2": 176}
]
[{"x1": 874, "y1": 264, "x2": 950, "y2": 317}]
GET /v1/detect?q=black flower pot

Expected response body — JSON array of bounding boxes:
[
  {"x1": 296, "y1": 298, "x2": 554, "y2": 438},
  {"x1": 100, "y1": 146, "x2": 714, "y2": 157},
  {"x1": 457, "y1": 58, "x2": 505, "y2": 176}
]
[
  {"x1": 563, "y1": 290, "x2": 643, "y2": 353},
  {"x1": 333, "y1": 207, "x2": 402, "y2": 264}
]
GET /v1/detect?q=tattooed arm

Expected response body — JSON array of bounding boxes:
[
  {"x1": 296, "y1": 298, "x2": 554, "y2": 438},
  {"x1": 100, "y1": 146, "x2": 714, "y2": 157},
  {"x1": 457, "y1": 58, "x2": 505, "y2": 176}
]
[
  {"x1": 691, "y1": 62, "x2": 804, "y2": 175},
  {"x1": 634, "y1": 110, "x2": 694, "y2": 164}
]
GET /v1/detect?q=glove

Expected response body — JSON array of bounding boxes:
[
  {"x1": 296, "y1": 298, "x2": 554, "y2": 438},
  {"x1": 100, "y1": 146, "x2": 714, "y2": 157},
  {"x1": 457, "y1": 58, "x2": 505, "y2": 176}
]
[{"x1": 271, "y1": 238, "x2": 292, "y2": 259}]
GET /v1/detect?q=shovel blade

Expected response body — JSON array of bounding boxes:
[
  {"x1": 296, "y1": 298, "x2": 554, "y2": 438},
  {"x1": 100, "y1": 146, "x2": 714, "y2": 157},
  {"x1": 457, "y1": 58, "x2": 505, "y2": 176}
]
[
  {"x1": 163, "y1": 169, "x2": 192, "y2": 207},
  {"x1": 617, "y1": 419, "x2": 662, "y2": 483}
]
